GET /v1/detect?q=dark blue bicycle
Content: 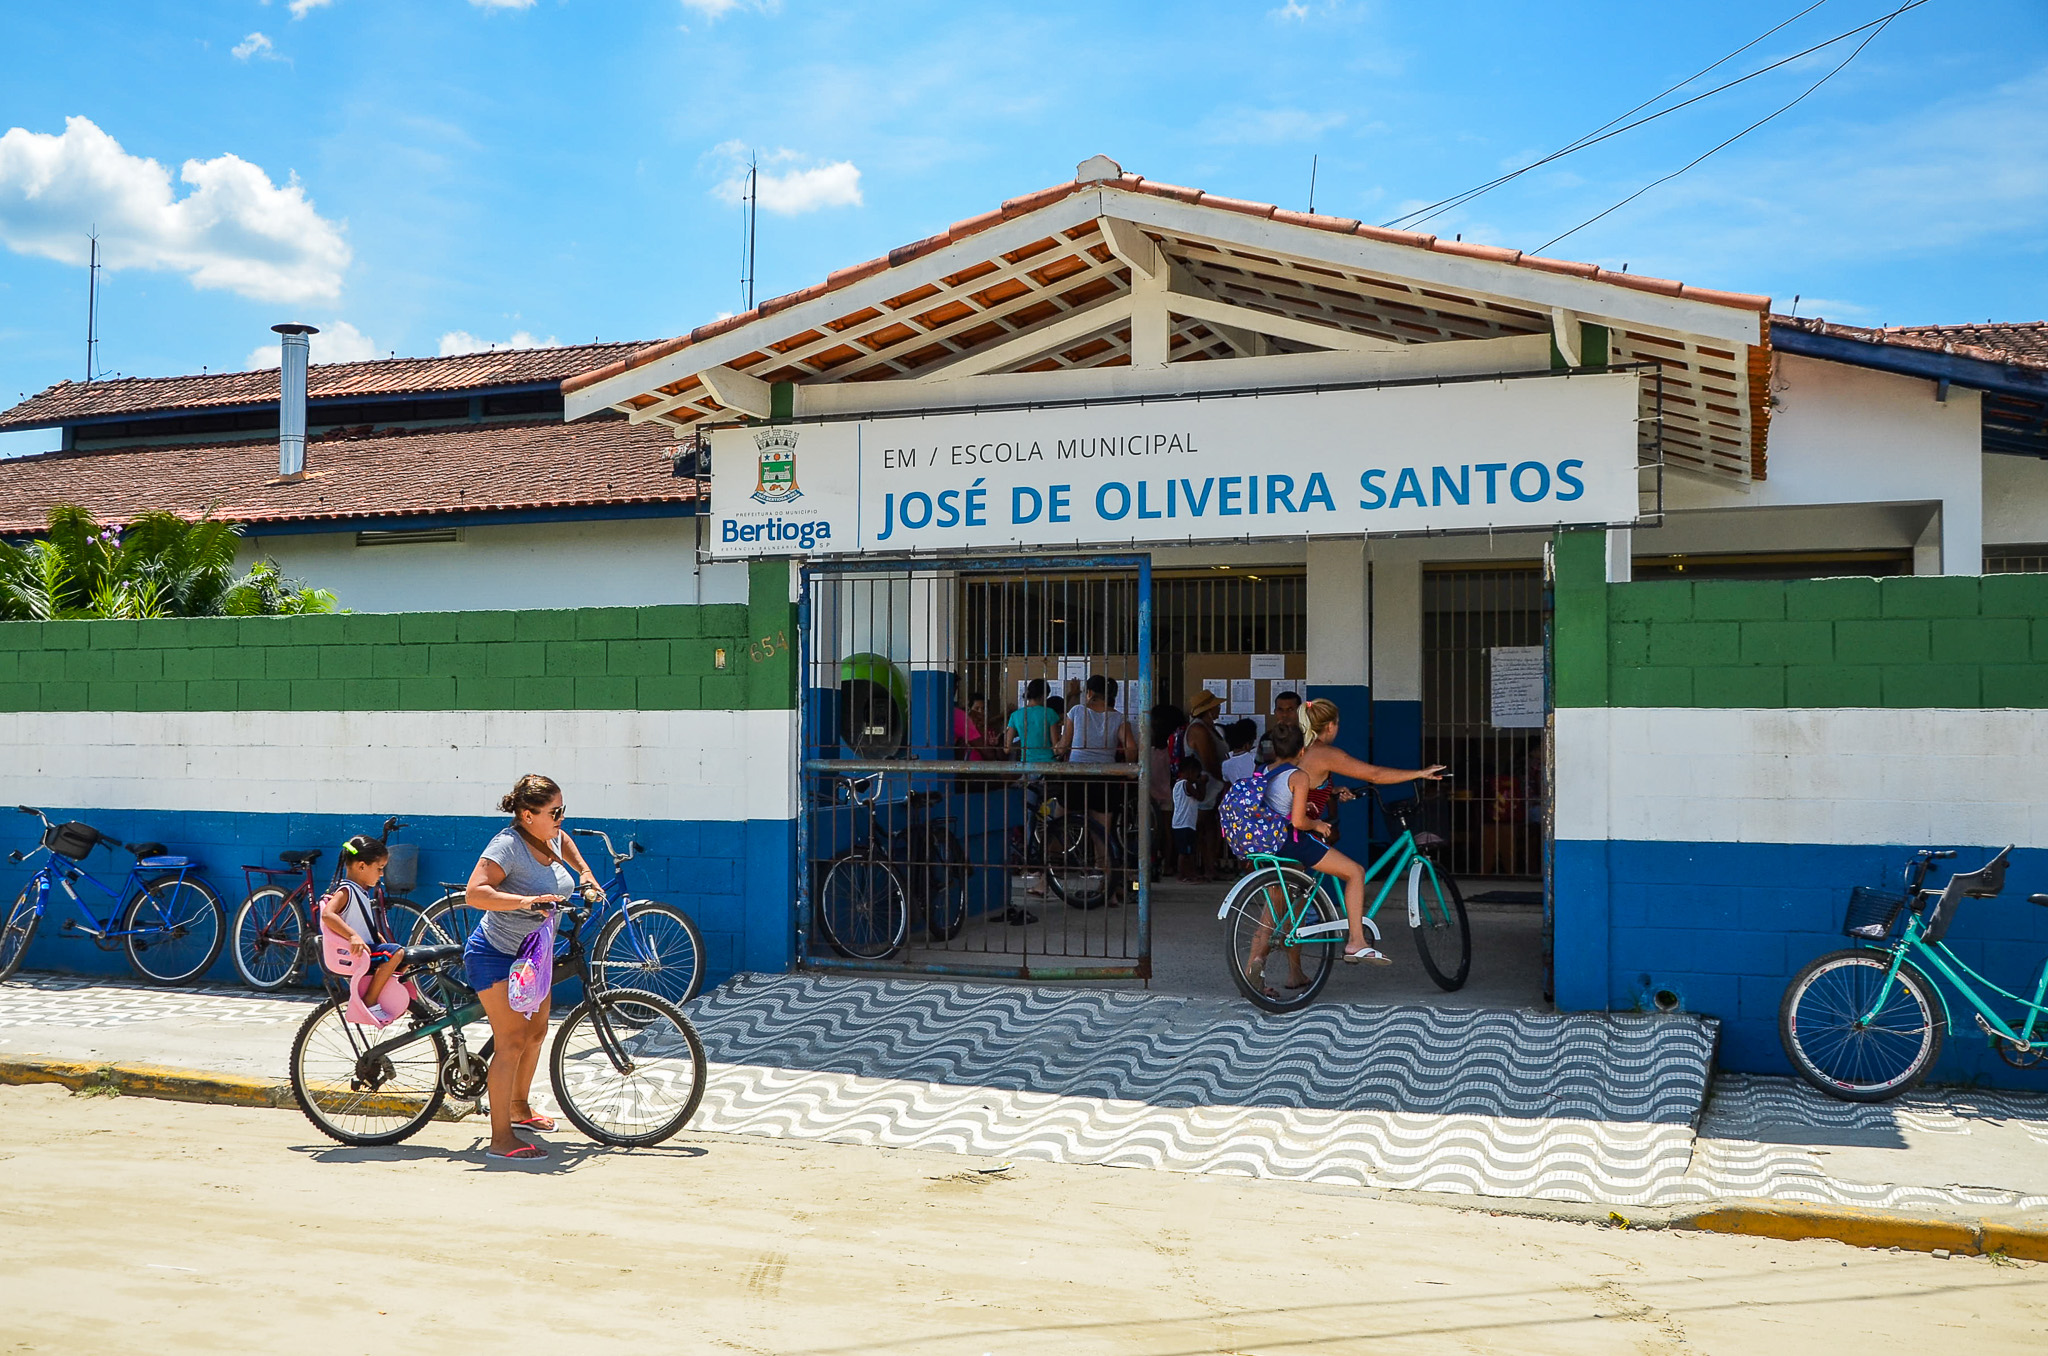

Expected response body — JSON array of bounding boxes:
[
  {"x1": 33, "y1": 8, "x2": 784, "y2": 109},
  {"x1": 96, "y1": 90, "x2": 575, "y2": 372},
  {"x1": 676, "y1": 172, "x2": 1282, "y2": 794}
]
[
  {"x1": 0, "y1": 806, "x2": 227, "y2": 986},
  {"x1": 411, "y1": 826, "x2": 705, "y2": 1007}
]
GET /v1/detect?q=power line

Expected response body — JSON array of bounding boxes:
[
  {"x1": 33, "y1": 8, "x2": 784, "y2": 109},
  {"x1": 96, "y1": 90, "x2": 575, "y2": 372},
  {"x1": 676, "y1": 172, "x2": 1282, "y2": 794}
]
[
  {"x1": 1383, "y1": 0, "x2": 1926, "y2": 232},
  {"x1": 1534, "y1": 5, "x2": 1908, "y2": 254}
]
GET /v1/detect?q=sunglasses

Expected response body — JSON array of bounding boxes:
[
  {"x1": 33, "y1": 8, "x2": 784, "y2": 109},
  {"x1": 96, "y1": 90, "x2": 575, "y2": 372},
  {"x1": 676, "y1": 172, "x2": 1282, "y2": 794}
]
[{"x1": 527, "y1": 805, "x2": 565, "y2": 821}]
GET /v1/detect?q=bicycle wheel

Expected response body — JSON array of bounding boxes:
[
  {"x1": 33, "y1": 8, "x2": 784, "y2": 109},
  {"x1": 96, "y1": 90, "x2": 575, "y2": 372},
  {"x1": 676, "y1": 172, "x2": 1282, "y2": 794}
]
[
  {"x1": 550, "y1": 988, "x2": 707, "y2": 1147},
  {"x1": 1221, "y1": 865, "x2": 1342, "y2": 1013},
  {"x1": 815, "y1": 855, "x2": 906, "y2": 959},
  {"x1": 1780, "y1": 949, "x2": 1946, "y2": 1102},
  {"x1": 121, "y1": 877, "x2": 226, "y2": 985},
  {"x1": 289, "y1": 997, "x2": 448, "y2": 1146},
  {"x1": 230, "y1": 887, "x2": 305, "y2": 990},
  {"x1": 1044, "y1": 815, "x2": 1108, "y2": 909},
  {"x1": 414, "y1": 891, "x2": 486, "y2": 948},
  {"x1": 0, "y1": 884, "x2": 41, "y2": 984},
  {"x1": 1411, "y1": 865, "x2": 1471, "y2": 992},
  {"x1": 913, "y1": 827, "x2": 969, "y2": 942},
  {"x1": 379, "y1": 894, "x2": 434, "y2": 949},
  {"x1": 593, "y1": 902, "x2": 705, "y2": 1005}
]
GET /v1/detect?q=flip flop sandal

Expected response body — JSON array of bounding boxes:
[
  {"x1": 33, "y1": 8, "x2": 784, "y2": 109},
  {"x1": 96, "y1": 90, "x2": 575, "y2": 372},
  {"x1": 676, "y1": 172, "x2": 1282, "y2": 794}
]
[
  {"x1": 512, "y1": 1115, "x2": 556, "y2": 1133},
  {"x1": 486, "y1": 1144, "x2": 548, "y2": 1162},
  {"x1": 1343, "y1": 945, "x2": 1392, "y2": 966}
]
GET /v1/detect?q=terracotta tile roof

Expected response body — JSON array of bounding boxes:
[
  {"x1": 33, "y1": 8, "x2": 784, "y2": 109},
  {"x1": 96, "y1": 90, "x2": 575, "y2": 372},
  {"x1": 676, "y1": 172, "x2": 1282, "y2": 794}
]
[
  {"x1": 0, "y1": 418, "x2": 696, "y2": 534},
  {"x1": 0, "y1": 341, "x2": 657, "y2": 432},
  {"x1": 1772, "y1": 315, "x2": 2048, "y2": 375},
  {"x1": 565, "y1": 170, "x2": 1772, "y2": 398}
]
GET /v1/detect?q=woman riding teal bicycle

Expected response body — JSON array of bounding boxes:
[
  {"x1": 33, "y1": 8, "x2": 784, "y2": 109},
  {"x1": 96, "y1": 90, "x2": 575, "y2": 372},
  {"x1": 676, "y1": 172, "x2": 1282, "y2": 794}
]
[
  {"x1": 462, "y1": 773, "x2": 602, "y2": 1163},
  {"x1": 1262, "y1": 700, "x2": 1445, "y2": 967}
]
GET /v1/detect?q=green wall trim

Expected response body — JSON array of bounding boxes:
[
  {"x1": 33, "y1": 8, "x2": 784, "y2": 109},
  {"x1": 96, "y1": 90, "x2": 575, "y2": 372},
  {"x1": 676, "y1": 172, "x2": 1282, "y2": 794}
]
[
  {"x1": 1556, "y1": 565, "x2": 2048, "y2": 710},
  {"x1": 0, "y1": 574, "x2": 796, "y2": 713}
]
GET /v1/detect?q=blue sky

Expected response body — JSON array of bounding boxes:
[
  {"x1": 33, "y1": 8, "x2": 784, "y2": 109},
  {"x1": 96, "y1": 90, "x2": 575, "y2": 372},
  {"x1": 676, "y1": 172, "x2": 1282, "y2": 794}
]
[{"x1": 1, "y1": 0, "x2": 2044, "y2": 456}]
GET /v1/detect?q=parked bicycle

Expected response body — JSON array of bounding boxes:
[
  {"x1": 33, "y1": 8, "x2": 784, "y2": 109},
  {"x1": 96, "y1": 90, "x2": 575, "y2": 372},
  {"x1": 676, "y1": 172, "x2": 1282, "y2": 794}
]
[
  {"x1": 1215, "y1": 784, "x2": 1470, "y2": 1012},
  {"x1": 406, "y1": 829, "x2": 705, "y2": 1006},
  {"x1": 289, "y1": 898, "x2": 707, "y2": 1148},
  {"x1": 813, "y1": 772, "x2": 968, "y2": 960},
  {"x1": 228, "y1": 817, "x2": 427, "y2": 992},
  {"x1": 1779, "y1": 845, "x2": 2039, "y2": 1102},
  {"x1": 0, "y1": 807, "x2": 227, "y2": 986},
  {"x1": 1017, "y1": 775, "x2": 1136, "y2": 910}
]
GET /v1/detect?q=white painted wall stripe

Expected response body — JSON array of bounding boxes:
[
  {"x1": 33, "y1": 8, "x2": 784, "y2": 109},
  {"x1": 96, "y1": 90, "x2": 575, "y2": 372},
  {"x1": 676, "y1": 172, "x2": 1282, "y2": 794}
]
[
  {"x1": 1556, "y1": 706, "x2": 2048, "y2": 849},
  {"x1": 0, "y1": 709, "x2": 798, "y2": 822}
]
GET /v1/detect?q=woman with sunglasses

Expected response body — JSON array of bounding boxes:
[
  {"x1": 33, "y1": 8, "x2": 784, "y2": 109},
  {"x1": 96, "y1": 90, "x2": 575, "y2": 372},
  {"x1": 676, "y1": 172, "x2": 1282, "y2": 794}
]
[{"x1": 462, "y1": 773, "x2": 600, "y2": 1162}]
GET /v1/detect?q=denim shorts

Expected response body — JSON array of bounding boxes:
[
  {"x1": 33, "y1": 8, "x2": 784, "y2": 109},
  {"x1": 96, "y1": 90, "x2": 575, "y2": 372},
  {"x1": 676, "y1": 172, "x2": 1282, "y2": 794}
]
[
  {"x1": 463, "y1": 926, "x2": 519, "y2": 993},
  {"x1": 1274, "y1": 831, "x2": 1330, "y2": 870}
]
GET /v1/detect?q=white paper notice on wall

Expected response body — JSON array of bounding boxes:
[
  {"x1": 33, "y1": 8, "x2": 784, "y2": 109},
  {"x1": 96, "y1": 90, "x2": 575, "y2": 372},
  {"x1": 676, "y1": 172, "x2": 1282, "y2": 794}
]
[
  {"x1": 1202, "y1": 678, "x2": 1228, "y2": 700},
  {"x1": 1489, "y1": 646, "x2": 1546, "y2": 729},
  {"x1": 1230, "y1": 679, "x2": 1257, "y2": 708},
  {"x1": 1249, "y1": 654, "x2": 1287, "y2": 681}
]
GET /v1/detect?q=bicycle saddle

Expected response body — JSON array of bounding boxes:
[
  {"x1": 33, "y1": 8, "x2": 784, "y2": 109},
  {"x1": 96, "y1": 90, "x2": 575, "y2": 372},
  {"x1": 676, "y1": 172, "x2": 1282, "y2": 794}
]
[
  {"x1": 907, "y1": 790, "x2": 946, "y2": 807},
  {"x1": 278, "y1": 848, "x2": 323, "y2": 866},
  {"x1": 400, "y1": 943, "x2": 463, "y2": 969},
  {"x1": 2031, "y1": 894, "x2": 2048, "y2": 909}
]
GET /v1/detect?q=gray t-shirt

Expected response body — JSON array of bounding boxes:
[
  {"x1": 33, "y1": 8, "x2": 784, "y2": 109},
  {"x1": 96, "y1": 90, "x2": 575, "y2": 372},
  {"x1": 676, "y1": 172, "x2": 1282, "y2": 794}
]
[{"x1": 476, "y1": 826, "x2": 575, "y2": 954}]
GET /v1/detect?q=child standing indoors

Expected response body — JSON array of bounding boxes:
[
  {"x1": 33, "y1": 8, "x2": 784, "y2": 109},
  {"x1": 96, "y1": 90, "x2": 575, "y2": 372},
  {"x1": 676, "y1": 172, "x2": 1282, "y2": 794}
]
[
  {"x1": 318, "y1": 835, "x2": 405, "y2": 1019},
  {"x1": 1170, "y1": 756, "x2": 1210, "y2": 881},
  {"x1": 1220, "y1": 719, "x2": 1258, "y2": 784}
]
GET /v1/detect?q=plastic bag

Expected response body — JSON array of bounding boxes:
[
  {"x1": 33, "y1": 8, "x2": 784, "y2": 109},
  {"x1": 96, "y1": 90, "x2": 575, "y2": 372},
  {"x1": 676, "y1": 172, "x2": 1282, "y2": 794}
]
[{"x1": 505, "y1": 913, "x2": 555, "y2": 1017}]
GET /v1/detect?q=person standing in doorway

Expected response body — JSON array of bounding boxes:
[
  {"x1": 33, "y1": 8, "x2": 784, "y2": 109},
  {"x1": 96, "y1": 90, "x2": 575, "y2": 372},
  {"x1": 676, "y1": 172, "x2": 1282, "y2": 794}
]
[
  {"x1": 1056, "y1": 675, "x2": 1138, "y2": 878},
  {"x1": 1184, "y1": 691, "x2": 1227, "y2": 878},
  {"x1": 1005, "y1": 679, "x2": 1060, "y2": 765}
]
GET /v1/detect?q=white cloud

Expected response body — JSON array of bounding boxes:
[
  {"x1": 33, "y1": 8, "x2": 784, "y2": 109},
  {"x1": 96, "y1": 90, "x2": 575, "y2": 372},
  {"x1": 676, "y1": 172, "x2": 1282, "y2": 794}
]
[
  {"x1": 680, "y1": 0, "x2": 780, "y2": 20},
  {"x1": 1201, "y1": 107, "x2": 1347, "y2": 145},
  {"x1": 231, "y1": 32, "x2": 278, "y2": 62},
  {"x1": 288, "y1": 0, "x2": 335, "y2": 18},
  {"x1": 710, "y1": 144, "x2": 863, "y2": 215},
  {"x1": 243, "y1": 319, "x2": 381, "y2": 371},
  {"x1": 469, "y1": 0, "x2": 537, "y2": 8},
  {"x1": 0, "y1": 116, "x2": 350, "y2": 303},
  {"x1": 438, "y1": 329, "x2": 557, "y2": 356}
]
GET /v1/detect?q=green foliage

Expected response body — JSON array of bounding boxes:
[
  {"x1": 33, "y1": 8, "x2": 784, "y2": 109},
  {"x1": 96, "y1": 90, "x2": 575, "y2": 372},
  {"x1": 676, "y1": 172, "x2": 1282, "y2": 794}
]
[{"x1": 0, "y1": 505, "x2": 338, "y2": 620}]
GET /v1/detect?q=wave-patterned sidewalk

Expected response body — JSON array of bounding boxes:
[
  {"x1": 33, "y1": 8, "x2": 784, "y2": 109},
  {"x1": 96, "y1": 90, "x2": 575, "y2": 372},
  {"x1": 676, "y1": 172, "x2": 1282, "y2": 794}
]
[{"x1": 683, "y1": 974, "x2": 1716, "y2": 1203}]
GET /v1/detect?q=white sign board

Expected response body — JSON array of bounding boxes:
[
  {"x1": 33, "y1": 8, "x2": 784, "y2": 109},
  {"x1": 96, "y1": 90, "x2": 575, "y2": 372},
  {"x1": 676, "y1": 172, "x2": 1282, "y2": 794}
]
[
  {"x1": 1489, "y1": 646, "x2": 1546, "y2": 729},
  {"x1": 705, "y1": 373, "x2": 1639, "y2": 557}
]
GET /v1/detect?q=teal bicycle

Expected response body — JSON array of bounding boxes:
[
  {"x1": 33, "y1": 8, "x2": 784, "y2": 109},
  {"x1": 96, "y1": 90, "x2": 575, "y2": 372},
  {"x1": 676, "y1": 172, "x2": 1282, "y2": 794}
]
[
  {"x1": 1217, "y1": 786, "x2": 1470, "y2": 1012},
  {"x1": 1779, "y1": 845, "x2": 2046, "y2": 1102}
]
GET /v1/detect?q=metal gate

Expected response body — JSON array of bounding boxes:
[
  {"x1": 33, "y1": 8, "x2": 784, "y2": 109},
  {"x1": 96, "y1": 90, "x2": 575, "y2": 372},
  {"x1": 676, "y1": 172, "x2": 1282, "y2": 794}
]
[
  {"x1": 1420, "y1": 563, "x2": 1546, "y2": 881},
  {"x1": 797, "y1": 556, "x2": 1152, "y2": 979}
]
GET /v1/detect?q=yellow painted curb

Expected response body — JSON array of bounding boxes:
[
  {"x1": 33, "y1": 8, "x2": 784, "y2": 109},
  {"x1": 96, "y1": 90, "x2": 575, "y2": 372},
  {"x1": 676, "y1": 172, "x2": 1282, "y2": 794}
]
[
  {"x1": 1688, "y1": 1200, "x2": 2048, "y2": 1259},
  {"x1": 0, "y1": 1055, "x2": 290, "y2": 1108}
]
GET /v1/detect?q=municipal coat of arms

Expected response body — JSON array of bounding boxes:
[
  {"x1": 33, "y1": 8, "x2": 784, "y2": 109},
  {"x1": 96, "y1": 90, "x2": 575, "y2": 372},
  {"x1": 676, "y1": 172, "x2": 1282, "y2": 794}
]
[{"x1": 752, "y1": 427, "x2": 802, "y2": 504}]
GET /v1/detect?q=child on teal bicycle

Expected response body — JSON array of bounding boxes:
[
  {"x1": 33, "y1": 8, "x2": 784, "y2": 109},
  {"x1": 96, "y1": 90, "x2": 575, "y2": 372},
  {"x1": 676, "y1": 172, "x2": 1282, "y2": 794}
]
[{"x1": 317, "y1": 836, "x2": 406, "y2": 1018}]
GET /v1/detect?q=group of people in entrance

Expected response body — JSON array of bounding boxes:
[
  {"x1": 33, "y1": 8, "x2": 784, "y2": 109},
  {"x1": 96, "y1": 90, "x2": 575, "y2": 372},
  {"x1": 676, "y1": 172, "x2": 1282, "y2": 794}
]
[{"x1": 960, "y1": 678, "x2": 1444, "y2": 967}]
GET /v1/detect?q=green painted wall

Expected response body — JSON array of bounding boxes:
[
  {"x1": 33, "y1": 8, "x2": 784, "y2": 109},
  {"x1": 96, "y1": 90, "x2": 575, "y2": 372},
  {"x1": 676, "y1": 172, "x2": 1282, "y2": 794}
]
[
  {"x1": 1554, "y1": 529, "x2": 2048, "y2": 709},
  {"x1": 0, "y1": 561, "x2": 799, "y2": 713}
]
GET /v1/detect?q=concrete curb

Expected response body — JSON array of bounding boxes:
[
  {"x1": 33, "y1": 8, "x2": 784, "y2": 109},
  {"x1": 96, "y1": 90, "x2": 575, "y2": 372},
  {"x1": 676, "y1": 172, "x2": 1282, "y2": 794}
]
[
  {"x1": 6, "y1": 1054, "x2": 2045, "y2": 1260},
  {"x1": 1682, "y1": 1199, "x2": 2048, "y2": 1261},
  {"x1": 0, "y1": 1054, "x2": 474, "y2": 1122},
  {"x1": 0, "y1": 1054, "x2": 295, "y2": 1108}
]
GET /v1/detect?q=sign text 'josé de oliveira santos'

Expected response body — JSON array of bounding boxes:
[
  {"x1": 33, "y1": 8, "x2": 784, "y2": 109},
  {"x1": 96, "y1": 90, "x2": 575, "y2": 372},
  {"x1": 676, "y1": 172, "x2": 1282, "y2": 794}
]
[{"x1": 705, "y1": 372, "x2": 1639, "y2": 558}]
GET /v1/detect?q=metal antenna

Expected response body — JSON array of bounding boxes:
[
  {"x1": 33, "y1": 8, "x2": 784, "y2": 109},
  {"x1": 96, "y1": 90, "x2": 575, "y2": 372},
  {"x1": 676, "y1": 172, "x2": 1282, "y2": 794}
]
[
  {"x1": 85, "y1": 227, "x2": 100, "y2": 383},
  {"x1": 743, "y1": 152, "x2": 758, "y2": 312},
  {"x1": 1308, "y1": 155, "x2": 1318, "y2": 215}
]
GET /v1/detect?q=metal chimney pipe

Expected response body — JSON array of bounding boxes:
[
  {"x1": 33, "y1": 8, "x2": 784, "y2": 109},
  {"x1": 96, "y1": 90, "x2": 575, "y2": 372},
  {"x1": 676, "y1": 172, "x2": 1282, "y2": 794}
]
[{"x1": 272, "y1": 323, "x2": 318, "y2": 476}]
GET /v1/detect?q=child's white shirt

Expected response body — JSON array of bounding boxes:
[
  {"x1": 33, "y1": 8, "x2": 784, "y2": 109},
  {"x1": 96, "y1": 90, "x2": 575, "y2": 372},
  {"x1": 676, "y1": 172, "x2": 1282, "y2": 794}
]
[
  {"x1": 1171, "y1": 779, "x2": 1203, "y2": 829},
  {"x1": 330, "y1": 880, "x2": 384, "y2": 946},
  {"x1": 1221, "y1": 750, "x2": 1256, "y2": 784}
]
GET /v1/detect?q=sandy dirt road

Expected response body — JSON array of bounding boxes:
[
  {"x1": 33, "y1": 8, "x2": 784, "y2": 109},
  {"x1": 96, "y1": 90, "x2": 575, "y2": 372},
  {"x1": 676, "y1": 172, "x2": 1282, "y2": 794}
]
[{"x1": 2, "y1": 1083, "x2": 2044, "y2": 1355}]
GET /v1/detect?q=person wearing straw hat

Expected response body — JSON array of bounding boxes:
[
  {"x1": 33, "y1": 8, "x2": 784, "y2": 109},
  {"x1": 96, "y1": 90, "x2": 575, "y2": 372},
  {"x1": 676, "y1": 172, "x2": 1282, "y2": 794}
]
[{"x1": 1184, "y1": 690, "x2": 1227, "y2": 878}]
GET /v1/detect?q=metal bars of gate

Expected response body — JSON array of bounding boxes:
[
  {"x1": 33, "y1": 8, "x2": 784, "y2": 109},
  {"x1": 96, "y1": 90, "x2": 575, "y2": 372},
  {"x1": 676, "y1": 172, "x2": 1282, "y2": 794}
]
[{"x1": 796, "y1": 555, "x2": 1152, "y2": 980}]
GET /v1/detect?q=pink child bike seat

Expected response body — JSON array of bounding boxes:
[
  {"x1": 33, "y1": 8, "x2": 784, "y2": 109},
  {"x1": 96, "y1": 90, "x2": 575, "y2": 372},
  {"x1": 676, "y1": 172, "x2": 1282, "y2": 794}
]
[{"x1": 318, "y1": 925, "x2": 415, "y2": 1029}]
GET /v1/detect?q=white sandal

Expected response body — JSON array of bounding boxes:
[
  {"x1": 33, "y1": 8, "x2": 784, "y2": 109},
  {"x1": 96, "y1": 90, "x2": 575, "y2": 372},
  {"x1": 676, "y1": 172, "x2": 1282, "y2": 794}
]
[{"x1": 1343, "y1": 944, "x2": 1391, "y2": 966}]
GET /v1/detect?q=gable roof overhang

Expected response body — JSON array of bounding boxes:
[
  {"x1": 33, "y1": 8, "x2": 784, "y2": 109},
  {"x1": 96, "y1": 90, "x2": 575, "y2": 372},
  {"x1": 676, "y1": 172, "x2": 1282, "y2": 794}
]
[
  {"x1": 566, "y1": 168, "x2": 1772, "y2": 484},
  {"x1": 1771, "y1": 316, "x2": 2048, "y2": 460}
]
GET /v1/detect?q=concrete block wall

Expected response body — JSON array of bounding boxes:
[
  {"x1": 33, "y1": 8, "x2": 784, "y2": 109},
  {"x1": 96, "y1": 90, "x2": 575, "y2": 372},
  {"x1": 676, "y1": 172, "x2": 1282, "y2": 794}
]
[
  {"x1": 1552, "y1": 530, "x2": 2048, "y2": 1086},
  {"x1": 5, "y1": 561, "x2": 801, "y2": 988}
]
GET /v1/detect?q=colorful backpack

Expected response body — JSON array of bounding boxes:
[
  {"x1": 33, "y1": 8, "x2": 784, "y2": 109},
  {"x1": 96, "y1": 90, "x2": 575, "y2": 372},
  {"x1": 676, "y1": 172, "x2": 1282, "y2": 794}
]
[{"x1": 1219, "y1": 762, "x2": 1298, "y2": 858}]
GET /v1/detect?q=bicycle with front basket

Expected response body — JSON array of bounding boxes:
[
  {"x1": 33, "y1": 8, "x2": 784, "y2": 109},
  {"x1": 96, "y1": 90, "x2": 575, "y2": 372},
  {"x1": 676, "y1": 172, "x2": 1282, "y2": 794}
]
[
  {"x1": 289, "y1": 896, "x2": 707, "y2": 1148},
  {"x1": 0, "y1": 806, "x2": 227, "y2": 986},
  {"x1": 1216, "y1": 783, "x2": 1470, "y2": 1012},
  {"x1": 228, "y1": 817, "x2": 430, "y2": 992},
  {"x1": 407, "y1": 828, "x2": 706, "y2": 1007},
  {"x1": 1779, "y1": 844, "x2": 2045, "y2": 1102}
]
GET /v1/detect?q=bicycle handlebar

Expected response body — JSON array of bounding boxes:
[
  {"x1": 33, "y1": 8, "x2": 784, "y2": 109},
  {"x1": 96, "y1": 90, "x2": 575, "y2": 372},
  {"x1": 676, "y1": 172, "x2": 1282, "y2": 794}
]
[{"x1": 567, "y1": 826, "x2": 636, "y2": 867}]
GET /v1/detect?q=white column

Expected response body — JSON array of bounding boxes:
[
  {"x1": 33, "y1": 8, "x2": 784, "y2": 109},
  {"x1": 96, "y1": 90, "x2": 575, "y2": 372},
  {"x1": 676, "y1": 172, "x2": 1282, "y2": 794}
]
[
  {"x1": 1306, "y1": 539, "x2": 1369, "y2": 687},
  {"x1": 1605, "y1": 528, "x2": 1633, "y2": 584},
  {"x1": 1368, "y1": 542, "x2": 1424, "y2": 706}
]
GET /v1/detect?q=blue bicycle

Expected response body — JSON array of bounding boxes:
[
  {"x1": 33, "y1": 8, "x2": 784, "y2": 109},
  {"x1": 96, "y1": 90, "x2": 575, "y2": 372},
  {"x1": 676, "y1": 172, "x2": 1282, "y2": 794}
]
[
  {"x1": 410, "y1": 827, "x2": 705, "y2": 1007},
  {"x1": 0, "y1": 806, "x2": 227, "y2": 986}
]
